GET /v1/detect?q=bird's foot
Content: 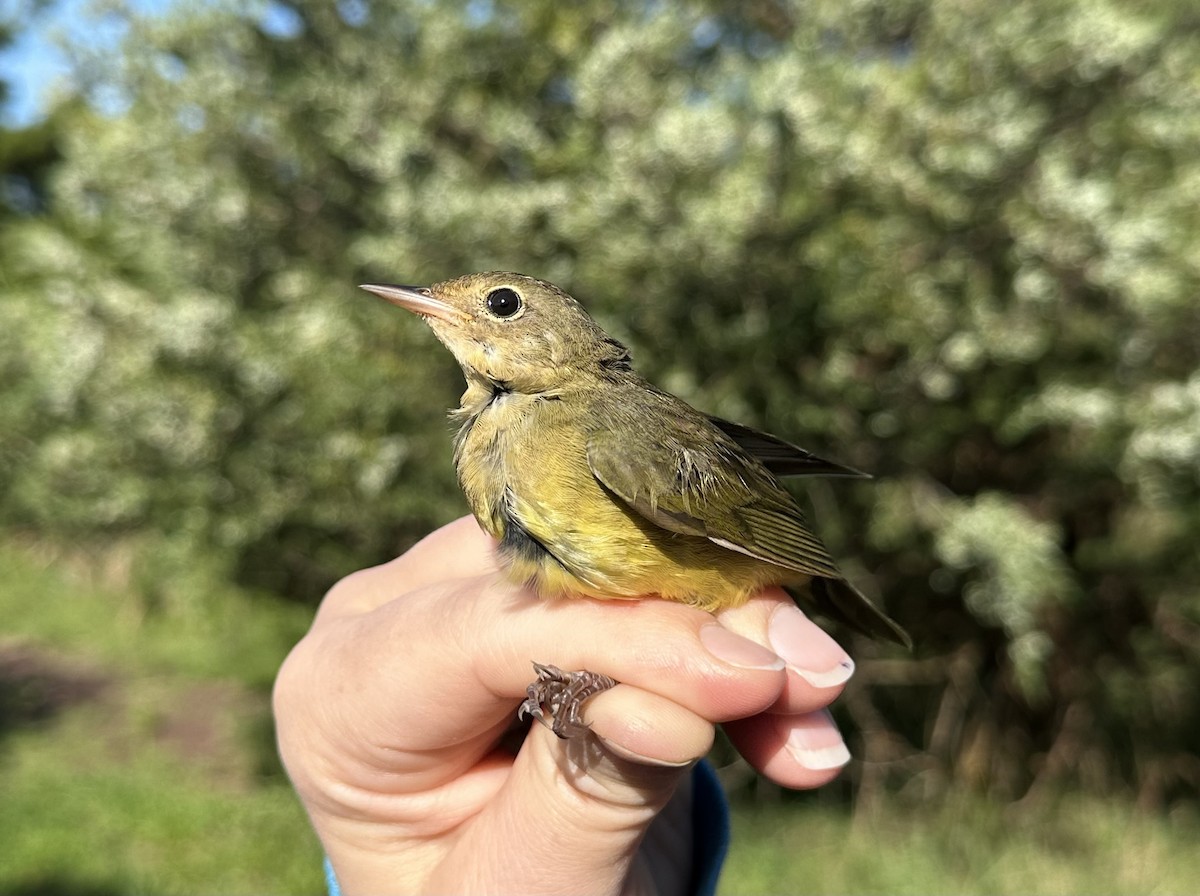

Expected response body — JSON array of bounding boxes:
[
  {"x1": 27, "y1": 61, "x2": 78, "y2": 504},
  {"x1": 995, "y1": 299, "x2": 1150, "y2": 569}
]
[{"x1": 519, "y1": 662, "x2": 617, "y2": 739}]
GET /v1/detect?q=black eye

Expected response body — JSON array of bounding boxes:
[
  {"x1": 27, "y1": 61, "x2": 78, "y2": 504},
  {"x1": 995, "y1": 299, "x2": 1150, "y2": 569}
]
[{"x1": 486, "y1": 287, "x2": 523, "y2": 318}]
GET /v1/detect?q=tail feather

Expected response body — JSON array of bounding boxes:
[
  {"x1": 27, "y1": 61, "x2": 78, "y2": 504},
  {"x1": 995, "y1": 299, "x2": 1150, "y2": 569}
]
[{"x1": 791, "y1": 577, "x2": 911, "y2": 649}]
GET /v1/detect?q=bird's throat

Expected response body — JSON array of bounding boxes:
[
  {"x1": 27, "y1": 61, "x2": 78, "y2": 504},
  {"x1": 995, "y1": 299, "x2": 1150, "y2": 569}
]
[{"x1": 487, "y1": 377, "x2": 513, "y2": 408}]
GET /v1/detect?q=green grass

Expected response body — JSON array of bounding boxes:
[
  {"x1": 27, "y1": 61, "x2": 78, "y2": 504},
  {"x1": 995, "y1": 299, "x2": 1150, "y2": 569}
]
[
  {"x1": 0, "y1": 540, "x2": 309, "y2": 685},
  {"x1": 723, "y1": 797, "x2": 1200, "y2": 895},
  {"x1": 0, "y1": 541, "x2": 323, "y2": 895},
  {"x1": 0, "y1": 713, "x2": 321, "y2": 895},
  {"x1": 3, "y1": 540, "x2": 1197, "y2": 895}
]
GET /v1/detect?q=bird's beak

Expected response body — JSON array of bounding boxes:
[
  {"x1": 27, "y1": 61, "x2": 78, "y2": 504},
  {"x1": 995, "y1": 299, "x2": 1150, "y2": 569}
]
[{"x1": 359, "y1": 283, "x2": 466, "y2": 323}]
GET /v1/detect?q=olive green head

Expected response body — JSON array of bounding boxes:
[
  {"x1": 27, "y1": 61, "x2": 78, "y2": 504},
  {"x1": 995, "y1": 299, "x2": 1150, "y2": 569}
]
[{"x1": 361, "y1": 272, "x2": 631, "y2": 392}]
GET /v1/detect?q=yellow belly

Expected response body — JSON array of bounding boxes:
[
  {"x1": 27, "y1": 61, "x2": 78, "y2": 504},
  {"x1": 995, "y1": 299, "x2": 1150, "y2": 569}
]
[
  {"x1": 499, "y1": 456, "x2": 803, "y2": 612},
  {"x1": 455, "y1": 389, "x2": 806, "y2": 612}
]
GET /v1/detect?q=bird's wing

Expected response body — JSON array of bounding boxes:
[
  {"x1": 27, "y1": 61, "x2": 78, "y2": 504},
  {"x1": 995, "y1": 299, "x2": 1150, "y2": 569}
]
[
  {"x1": 706, "y1": 416, "x2": 870, "y2": 479},
  {"x1": 586, "y1": 397, "x2": 841, "y2": 579}
]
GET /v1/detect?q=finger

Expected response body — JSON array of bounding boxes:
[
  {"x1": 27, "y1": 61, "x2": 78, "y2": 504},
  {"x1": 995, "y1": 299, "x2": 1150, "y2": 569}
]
[
  {"x1": 427, "y1": 687, "x2": 711, "y2": 896},
  {"x1": 585, "y1": 681, "x2": 716, "y2": 767},
  {"x1": 286, "y1": 572, "x2": 787, "y2": 781},
  {"x1": 717, "y1": 590, "x2": 855, "y2": 715},
  {"x1": 449, "y1": 581, "x2": 788, "y2": 742},
  {"x1": 724, "y1": 709, "x2": 850, "y2": 790},
  {"x1": 318, "y1": 515, "x2": 500, "y2": 618}
]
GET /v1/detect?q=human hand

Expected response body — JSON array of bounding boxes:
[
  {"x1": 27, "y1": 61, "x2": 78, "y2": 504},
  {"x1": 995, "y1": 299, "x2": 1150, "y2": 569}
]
[{"x1": 273, "y1": 516, "x2": 855, "y2": 895}]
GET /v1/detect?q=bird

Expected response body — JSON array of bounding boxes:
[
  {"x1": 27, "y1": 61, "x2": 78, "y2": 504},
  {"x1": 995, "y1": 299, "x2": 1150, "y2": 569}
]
[{"x1": 361, "y1": 272, "x2": 909, "y2": 735}]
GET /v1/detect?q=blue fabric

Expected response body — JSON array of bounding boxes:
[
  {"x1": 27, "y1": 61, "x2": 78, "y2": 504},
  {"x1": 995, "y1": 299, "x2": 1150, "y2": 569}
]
[
  {"x1": 324, "y1": 855, "x2": 340, "y2": 896},
  {"x1": 689, "y1": 759, "x2": 732, "y2": 896},
  {"x1": 324, "y1": 761, "x2": 731, "y2": 895}
]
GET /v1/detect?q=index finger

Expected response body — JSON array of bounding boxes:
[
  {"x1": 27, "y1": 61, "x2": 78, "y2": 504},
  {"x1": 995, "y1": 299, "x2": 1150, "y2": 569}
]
[{"x1": 317, "y1": 515, "x2": 500, "y2": 619}]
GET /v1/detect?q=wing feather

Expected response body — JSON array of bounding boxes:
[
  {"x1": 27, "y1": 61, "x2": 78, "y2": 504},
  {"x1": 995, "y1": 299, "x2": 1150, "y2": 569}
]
[
  {"x1": 708, "y1": 416, "x2": 870, "y2": 479},
  {"x1": 586, "y1": 397, "x2": 842, "y2": 579},
  {"x1": 584, "y1": 386, "x2": 910, "y2": 648}
]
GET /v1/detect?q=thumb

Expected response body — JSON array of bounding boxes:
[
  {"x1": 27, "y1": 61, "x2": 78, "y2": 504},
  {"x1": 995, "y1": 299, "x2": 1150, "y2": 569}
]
[{"x1": 427, "y1": 683, "x2": 715, "y2": 896}]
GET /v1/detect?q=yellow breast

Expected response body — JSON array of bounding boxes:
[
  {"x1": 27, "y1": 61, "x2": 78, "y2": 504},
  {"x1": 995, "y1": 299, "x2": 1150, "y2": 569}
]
[{"x1": 454, "y1": 390, "x2": 803, "y2": 612}]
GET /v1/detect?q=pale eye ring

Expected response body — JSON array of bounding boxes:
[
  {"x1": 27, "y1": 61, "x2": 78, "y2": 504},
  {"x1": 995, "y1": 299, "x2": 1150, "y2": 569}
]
[{"x1": 486, "y1": 287, "x2": 523, "y2": 318}]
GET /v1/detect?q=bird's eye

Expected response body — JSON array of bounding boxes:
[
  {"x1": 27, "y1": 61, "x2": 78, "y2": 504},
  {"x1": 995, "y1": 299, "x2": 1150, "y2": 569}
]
[{"x1": 486, "y1": 287, "x2": 523, "y2": 318}]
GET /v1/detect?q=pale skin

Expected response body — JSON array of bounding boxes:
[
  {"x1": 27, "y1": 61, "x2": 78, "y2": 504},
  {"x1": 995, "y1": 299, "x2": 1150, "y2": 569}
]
[{"x1": 274, "y1": 516, "x2": 857, "y2": 896}]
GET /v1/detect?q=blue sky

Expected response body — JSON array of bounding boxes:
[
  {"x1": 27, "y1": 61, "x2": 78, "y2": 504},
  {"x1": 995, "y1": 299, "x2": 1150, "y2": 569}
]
[
  {"x1": 0, "y1": 0, "x2": 74, "y2": 126},
  {"x1": 0, "y1": 0, "x2": 312, "y2": 126},
  {"x1": 0, "y1": 0, "x2": 175, "y2": 126}
]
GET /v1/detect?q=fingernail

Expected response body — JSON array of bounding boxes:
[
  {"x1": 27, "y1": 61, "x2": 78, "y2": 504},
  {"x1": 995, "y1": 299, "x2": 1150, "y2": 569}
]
[
  {"x1": 768, "y1": 605, "x2": 855, "y2": 688},
  {"x1": 594, "y1": 734, "x2": 699, "y2": 769},
  {"x1": 784, "y1": 711, "x2": 852, "y2": 771},
  {"x1": 700, "y1": 624, "x2": 785, "y2": 671}
]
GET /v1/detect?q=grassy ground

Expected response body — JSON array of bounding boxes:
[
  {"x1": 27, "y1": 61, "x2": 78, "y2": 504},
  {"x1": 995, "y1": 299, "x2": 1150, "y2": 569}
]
[
  {"x1": 722, "y1": 797, "x2": 1199, "y2": 895},
  {"x1": 0, "y1": 542, "x2": 321, "y2": 895},
  {"x1": 2, "y1": 541, "x2": 1196, "y2": 895}
]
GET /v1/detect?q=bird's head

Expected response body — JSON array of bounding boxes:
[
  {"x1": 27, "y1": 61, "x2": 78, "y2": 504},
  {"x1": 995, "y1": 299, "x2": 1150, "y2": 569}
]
[{"x1": 361, "y1": 272, "x2": 631, "y2": 393}]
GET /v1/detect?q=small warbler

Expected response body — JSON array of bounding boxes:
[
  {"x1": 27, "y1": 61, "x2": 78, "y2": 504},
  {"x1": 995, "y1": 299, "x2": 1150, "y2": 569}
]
[{"x1": 362, "y1": 272, "x2": 909, "y2": 735}]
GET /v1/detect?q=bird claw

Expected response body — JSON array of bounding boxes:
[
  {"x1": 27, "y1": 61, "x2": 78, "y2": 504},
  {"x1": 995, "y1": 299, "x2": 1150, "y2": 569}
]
[{"x1": 518, "y1": 662, "x2": 617, "y2": 739}]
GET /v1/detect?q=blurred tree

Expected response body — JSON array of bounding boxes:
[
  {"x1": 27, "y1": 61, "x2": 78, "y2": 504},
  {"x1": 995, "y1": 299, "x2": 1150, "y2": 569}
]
[
  {"x1": 1, "y1": 1, "x2": 61, "y2": 218},
  {"x1": 2, "y1": 0, "x2": 1197, "y2": 806}
]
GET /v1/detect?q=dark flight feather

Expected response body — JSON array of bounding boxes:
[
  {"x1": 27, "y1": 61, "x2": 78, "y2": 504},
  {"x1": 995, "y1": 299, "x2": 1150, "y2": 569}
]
[{"x1": 708, "y1": 417, "x2": 870, "y2": 479}]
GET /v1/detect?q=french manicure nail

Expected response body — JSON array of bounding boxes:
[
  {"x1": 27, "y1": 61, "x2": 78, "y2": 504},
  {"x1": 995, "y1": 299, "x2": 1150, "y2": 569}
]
[
  {"x1": 768, "y1": 605, "x2": 855, "y2": 688},
  {"x1": 700, "y1": 624, "x2": 785, "y2": 671},
  {"x1": 784, "y1": 711, "x2": 852, "y2": 770}
]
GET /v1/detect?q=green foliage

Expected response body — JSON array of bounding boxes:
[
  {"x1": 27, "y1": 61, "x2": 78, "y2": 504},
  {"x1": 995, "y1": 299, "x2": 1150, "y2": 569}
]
[{"x1": 2, "y1": 0, "x2": 1198, "y2": 804}]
